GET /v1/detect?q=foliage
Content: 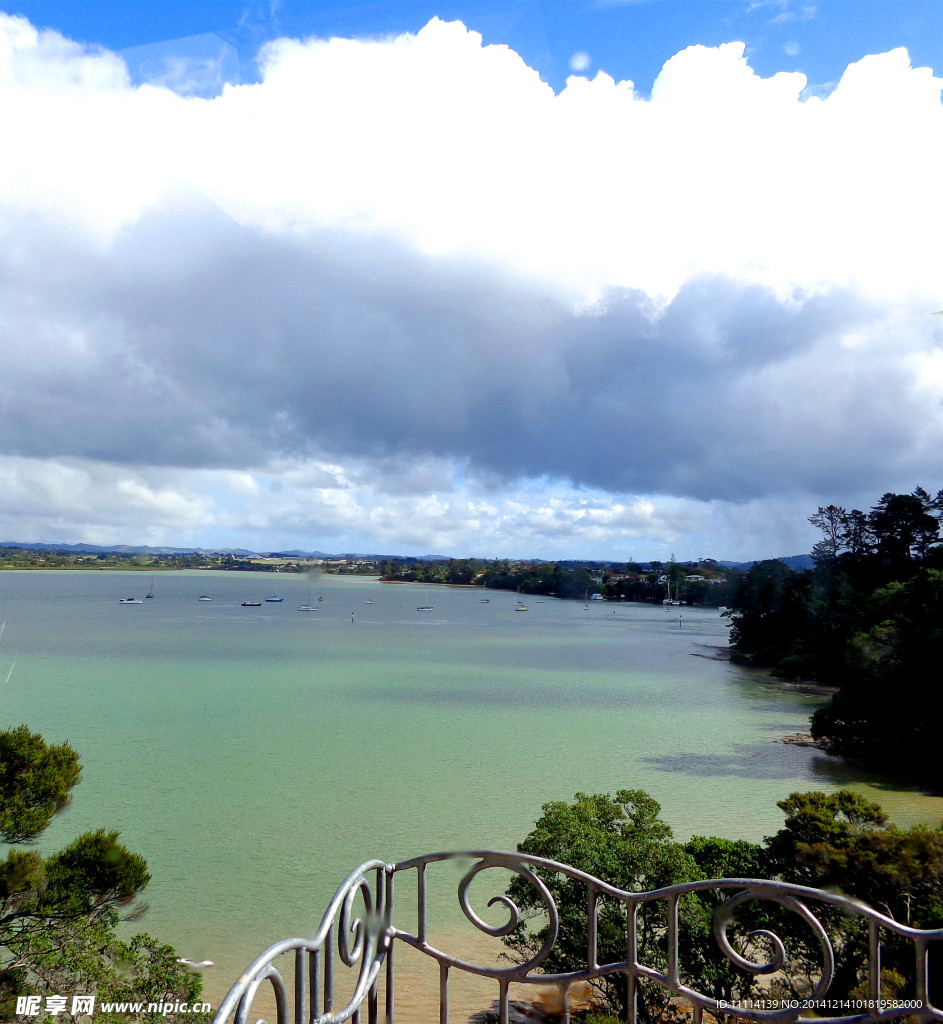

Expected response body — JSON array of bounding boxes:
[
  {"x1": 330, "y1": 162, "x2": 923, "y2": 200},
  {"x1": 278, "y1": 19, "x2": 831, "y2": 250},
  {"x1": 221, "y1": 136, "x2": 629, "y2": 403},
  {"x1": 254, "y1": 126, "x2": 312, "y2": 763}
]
[
  {"x1": 0, "y1": 727, "x2": 81, "y2": 843},
  {"x1": 0, "y1": 726, "x2": 207, "y2": 1023},
  {"x1": 727, "y1": 487, "x2": 943, "y2": 788},
  {"x1": 378, "y1": 558, "x2": 736, "y2": 605},
  {"x1": 505, "y1": 791, "x2": 700, "y2": 1020},
  {"x1": 505, "y1": 788, "x2": 943, "y2": 1020}
]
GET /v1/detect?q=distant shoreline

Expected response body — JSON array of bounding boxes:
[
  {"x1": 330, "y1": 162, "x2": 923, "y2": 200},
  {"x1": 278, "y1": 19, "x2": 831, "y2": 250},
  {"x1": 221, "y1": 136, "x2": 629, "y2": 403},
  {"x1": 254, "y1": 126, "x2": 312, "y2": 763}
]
[{"x1": 380, "y1": 579, "x2": 479, "y2": 588}]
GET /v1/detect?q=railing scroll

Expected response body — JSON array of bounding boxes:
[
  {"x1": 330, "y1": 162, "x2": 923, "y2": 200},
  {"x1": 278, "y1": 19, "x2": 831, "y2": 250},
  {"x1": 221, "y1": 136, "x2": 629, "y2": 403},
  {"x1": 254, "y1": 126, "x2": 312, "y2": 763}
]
[{"x1": 213, "y1": 851, "x2": 943, "y2": 1024}]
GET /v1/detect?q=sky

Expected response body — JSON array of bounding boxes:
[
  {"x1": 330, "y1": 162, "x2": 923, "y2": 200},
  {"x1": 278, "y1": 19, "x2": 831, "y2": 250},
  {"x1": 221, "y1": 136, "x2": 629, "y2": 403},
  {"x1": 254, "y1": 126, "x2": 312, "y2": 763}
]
[{"x1": 0, "y1": 1, "x2": 941, "y2": 561}]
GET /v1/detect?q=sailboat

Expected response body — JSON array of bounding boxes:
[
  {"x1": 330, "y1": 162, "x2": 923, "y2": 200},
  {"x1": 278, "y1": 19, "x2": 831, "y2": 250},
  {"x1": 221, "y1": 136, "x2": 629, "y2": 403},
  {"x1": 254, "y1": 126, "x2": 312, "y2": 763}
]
[
  {"x1": 145, "y1": 576, "x2": 154, "y2": 599},
  {"x1": 298, "y1": 585, "x2": 315, "y2": 612},
  {"x1": 416, "y1": 590, "x2": 433, "y2": 611},
  {"x1": 265, "y1": 579, "x2": 283, "y2": 603}
]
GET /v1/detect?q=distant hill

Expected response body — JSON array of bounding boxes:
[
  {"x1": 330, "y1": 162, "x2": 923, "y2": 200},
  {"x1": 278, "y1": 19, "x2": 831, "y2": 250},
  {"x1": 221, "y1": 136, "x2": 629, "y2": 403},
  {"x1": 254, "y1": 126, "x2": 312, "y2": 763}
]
[
  {"x1": 0, "y1": 541, "x2": 812, "y2": 569},
  {"x1": 717, "y1": 554, "x2": 814, "y2": 570},
  {"x1": 0, "y1": 541, "x2": 450, "y2": 562},
  {"x1": 0, "y1": 541, "x2": 258, "y2": 556}
]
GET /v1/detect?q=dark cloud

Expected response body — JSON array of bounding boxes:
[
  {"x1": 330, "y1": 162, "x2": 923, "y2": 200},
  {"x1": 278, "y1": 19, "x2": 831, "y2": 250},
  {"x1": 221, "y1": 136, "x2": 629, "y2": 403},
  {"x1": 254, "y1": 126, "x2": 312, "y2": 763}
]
[{"x1": 0, "y1": 196, "x2": 937, "y2": 505}]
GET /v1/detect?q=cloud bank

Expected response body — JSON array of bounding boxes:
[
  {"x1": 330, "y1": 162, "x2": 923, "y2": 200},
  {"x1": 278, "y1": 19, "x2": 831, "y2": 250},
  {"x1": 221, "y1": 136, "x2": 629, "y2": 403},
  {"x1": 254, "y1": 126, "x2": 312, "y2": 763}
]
[{"x1": 0, "y1": 14, "x2": 941, "y2": 557}]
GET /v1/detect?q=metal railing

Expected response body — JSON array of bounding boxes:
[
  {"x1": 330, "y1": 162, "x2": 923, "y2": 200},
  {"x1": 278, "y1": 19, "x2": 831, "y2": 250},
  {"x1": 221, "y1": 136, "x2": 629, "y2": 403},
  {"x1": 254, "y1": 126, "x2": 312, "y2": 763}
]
[{"x1": 212, "y1": 850, "x2": 943, "y2": 1024}]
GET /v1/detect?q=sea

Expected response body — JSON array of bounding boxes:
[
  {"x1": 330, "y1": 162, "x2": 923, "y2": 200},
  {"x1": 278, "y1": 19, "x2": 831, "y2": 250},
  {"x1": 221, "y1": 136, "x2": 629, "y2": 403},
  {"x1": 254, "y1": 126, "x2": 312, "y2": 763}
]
[{"x1": 2, "y1": 569, "x2": 941, "y2": 1010}]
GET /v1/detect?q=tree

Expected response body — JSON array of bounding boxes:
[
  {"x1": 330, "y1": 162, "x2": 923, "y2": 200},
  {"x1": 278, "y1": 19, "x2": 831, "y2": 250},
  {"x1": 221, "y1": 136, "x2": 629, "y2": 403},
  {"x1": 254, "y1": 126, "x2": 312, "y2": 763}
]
[
  {"x1": 0, "y1": 726, "x2": 205, "y2": 1022},
  {"x1": 504, "y1": 791, "x2": 700, "y2": 1021},
  {"x1": 808, "y1": 505, "x2": 847, "y2": 562},
  {"x1": 0, "y1": 727, "x2": 81, "y2": 844},
  {"x1": 869, "y1": 490, "x2": 939, "y2": 563},
  {"x1": 507, "y1": 789, "x2": 943, "y2": 1020},
  {"x1": 840, "y1": 509, "x2": 872, "y2": 558},
  {"x1": 763, "y1": 791, "x2": 943, "y2": 1000},
  {"x1": 811, "y1": 568, "x2": 943, "y2": 785}
]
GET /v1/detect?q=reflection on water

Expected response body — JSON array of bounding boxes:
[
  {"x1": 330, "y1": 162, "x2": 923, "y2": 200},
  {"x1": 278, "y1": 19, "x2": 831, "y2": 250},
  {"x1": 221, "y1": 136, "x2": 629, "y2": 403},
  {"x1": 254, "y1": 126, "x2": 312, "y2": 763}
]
[{"x1": 2, "y1": 568, "x2": 941, "y2": 1008}]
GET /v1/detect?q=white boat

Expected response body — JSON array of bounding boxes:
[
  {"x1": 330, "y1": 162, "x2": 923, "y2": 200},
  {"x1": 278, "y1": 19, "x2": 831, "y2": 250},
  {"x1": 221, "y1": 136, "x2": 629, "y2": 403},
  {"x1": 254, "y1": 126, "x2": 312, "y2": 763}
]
[
  {"x1": 515, "y1": 604, "x2": 529, "y2": 611},
  {"x1": 198, "y1": 595, "x2": 212, "y2": 601},
  {"x1": 298, "y1": 586, "x2": 316, "y2": 611},
  {"x1": 145, "y1": 576, "x2": 154, "y2": 599},
  {"x1": 119, "y1": 597, "x2": 142, "y2": 605}
]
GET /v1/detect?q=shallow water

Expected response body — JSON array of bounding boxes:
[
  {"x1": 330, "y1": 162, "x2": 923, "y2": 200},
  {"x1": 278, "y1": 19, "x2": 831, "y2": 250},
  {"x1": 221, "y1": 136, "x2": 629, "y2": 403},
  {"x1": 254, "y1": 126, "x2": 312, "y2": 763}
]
[{"x1": 1, "y1": 569, "x2": 940, "y2": 1006}]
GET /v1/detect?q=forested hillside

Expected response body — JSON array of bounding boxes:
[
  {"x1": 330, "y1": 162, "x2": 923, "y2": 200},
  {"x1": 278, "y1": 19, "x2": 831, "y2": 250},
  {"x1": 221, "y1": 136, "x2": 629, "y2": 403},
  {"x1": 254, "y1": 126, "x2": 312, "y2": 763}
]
[{"x1": 727, "y1": 488, "x2": 943, "y2": 788}]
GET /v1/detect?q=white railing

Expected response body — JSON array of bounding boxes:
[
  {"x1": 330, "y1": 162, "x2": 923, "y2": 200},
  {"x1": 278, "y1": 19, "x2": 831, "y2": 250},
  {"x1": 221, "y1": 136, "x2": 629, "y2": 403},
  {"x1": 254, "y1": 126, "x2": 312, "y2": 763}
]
[{"x1": 213, "y1": 850, "x2": 943, "y2": 1024}]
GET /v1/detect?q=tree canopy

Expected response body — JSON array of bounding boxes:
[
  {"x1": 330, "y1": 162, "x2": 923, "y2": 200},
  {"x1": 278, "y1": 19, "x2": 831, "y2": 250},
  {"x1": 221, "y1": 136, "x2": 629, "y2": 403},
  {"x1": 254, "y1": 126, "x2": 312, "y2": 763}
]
[
  {"x1": 727, "y1": 486, "x2": 943, "y2": 787},
  {"x1": 505, "y1": 788, "x2": 943, "y2": 1020},
  {"x1": 0, "y1": 726, "x2": 205, "y2": 1023}
]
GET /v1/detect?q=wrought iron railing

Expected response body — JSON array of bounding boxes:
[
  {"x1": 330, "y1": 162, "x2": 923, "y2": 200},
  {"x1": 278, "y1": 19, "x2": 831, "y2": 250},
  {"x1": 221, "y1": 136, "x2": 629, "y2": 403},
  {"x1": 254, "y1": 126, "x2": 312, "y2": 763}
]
[{"x1": 212, "y1": 850, "x2": 943, "y2": 1024}]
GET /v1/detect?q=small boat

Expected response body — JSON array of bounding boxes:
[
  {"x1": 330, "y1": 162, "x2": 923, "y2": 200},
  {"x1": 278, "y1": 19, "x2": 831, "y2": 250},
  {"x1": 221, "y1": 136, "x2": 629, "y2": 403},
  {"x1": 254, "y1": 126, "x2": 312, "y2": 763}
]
[
  {"x1": 198, "y1": 595, "x2": 212, "y2": 601},
  {"x1": 299, "y1": 586, "x2": 316, "y2": 611},
  {"x1": 480, "y1": 598, "x2": 490, "y2": 603},
  {"x1": 363, "y1": 599, "x2": 374, "y2": 604},
  {"x1": 145, "y1": 575, "x2": 154, "y2": 599},
  {"x1": 417, "y1": 605, "x2": 434, "y2": 612},
  {"x1": 515, "y1": 604, "x2": 529, "y2": 611},
  {"x1": 119, "y1": 597, "x2": 142, "y2": 604},
  {"x1": 318, "y1": 595, "x2": 323, "y2": 602},
  {"x1": 242, "y1": 601, "x2": 261, "y2": 607},
  {"x1": 265, "y1": 596, "x2": 283, "y2": 603}
]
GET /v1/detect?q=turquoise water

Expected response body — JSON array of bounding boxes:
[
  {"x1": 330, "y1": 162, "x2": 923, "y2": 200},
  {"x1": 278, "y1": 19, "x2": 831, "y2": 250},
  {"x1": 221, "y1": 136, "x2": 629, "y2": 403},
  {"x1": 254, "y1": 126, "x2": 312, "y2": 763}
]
[{"x1": 2, "y1": 569, "x2": 941, "y2": 1002}]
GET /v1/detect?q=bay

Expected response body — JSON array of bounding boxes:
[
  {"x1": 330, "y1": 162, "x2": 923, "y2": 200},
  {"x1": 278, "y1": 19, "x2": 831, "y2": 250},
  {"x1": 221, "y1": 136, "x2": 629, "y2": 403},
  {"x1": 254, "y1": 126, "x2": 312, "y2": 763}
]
[{"x1": 2, "y1": 569, "x2": 941, "y2": 1006}]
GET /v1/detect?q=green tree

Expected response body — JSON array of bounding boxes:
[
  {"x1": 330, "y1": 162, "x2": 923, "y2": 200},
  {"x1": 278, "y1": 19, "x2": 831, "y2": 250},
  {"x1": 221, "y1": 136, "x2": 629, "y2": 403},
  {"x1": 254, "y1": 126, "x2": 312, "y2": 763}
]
[
  {"x1": 764, "y1": 791, "x2": 943, "y2": 1000},
  {"x1": 0, "y1": 727, "x2": 205, "y2": 1022},
  {"x1": 811, "y1": 568, "x2": 943, "y2": 785},
  {"x1": 869, "y1": 490, "x2": 940, "y2": 564},
  {"x1": 504, "y1": 790, "x2": 701, "y2": 1020},
  {"x1": 0, "y1": 727, "x2": 81, "y2": 844},
  {"x1": 507, "y1": 788, "x2": 943, "y2": 1019}
]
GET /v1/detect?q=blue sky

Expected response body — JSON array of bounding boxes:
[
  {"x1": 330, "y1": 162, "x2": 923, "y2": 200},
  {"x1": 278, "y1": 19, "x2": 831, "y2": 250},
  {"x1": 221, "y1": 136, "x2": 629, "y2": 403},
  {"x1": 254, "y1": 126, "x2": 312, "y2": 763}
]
[
  {"x1": 10, "y1": 0, "x2": 943, "y2": 96},
  {"x1": 0, "y1": 1, "x2": 941, "y2": 559}
]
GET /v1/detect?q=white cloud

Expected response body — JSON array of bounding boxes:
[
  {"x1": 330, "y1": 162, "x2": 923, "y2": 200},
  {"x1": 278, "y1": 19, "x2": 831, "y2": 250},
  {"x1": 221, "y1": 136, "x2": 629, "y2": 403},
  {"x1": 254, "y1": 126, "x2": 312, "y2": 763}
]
[{"x1": 0, "y1": 13, "x2": 942, "y2": 558}]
